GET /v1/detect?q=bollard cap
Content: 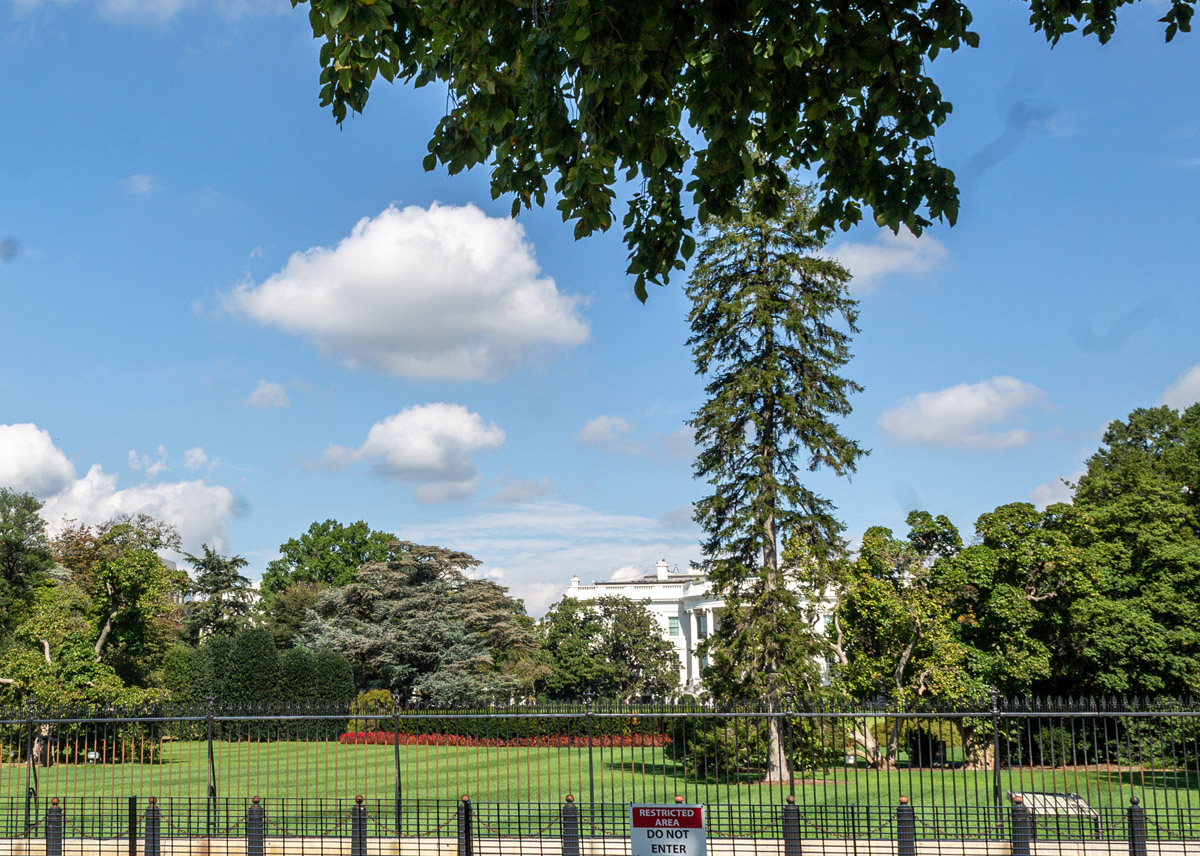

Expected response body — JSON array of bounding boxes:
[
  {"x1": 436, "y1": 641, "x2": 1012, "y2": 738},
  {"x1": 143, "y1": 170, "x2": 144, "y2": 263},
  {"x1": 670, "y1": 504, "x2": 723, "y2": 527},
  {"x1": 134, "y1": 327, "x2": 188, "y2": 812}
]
[
  {"x1": 355, "y1": 795, "x2": 364, "y2": 805},
  {"x1": 461, "y1": 794, "x2": 471, "y2": 803},
  {"x1": 1130, "y1": 796, "x2": 1140, "y2": 806},
  {"x1": 674, "y1": 795, "x2": 684, "y2": 804},
  {"x1": 786, "y1": 796, "x2": 795, "y2": 805},
  {"x1": 51, "y1": 798, "x2": 59, "y2": 806},
  {"x1": 252, "y1": 796, "x2": 261, "y2": 805},
  {"x1": 148, "y1": 797, "x2": 157, "y2": 805},
  {"x1": 1012, "y1": 795, "x2": 1023, "y2": 805},
  {"x1": 899, "y1": 796, "x2": 909, "y2": 805},
  {"x1": 565, "y1": 794, "x2": 574, "y2": 803}
]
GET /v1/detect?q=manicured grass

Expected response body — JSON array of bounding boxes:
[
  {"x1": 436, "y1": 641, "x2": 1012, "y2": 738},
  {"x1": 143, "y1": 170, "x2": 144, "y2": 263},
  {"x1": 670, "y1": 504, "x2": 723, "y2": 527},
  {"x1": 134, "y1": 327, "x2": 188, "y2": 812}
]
[{"x1": 1, "y1": 741, "x2": 1197, "y2": 813}]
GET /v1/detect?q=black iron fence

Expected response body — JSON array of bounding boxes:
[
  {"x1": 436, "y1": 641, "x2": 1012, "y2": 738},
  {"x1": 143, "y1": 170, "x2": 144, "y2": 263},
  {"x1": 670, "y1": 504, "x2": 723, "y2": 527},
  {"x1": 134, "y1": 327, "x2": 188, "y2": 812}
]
[{"x1": 1, "y1": 697, "x2": 1197, "y2": 854}]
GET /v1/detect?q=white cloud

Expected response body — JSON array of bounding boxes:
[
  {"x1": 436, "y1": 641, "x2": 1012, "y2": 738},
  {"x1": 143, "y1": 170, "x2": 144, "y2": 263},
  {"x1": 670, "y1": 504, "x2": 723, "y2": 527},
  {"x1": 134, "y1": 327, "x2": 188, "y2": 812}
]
[
  {"x1": 879, "y1": 377, "x2": 1046, "y2": 449},
  {"x1": 0, "y1": 423, "x2": 76, "y2": 496},
  {"x1": 323, "y1": 403, "x2": 505, "y2": 502},
  {"x1": 1029, "y1": 469, "x2": 1086, "y2": 510},
  {"x1": 830, "y1": 227, "x2": 948, "y2": 292},
  {"x1": 1162, "y1": 364, "x2": 1200, "y2": 410},
  {"x1": 577, "y1": 416, "x2": 694, "y2": 460},
  {"x1": 490, "y1": 476, "x2": 555, "y2": 504},
  {"x1": 247, "y1": 380, "x2": 289, "y2": 409},
  {"x1": 129, "y1": 445, "x2": 168, "y2": 477},
  {"x1": 0, "y1": 423, "x2": 235, "y2": 555},
  {"x1": 609, "y1": 565, "x2": 645, "y2": 582},
  {"x1": 229, "y1": 204, "x2": 589, "y2": 380},
  {"x1": 399, "y1": 501, "x2": 700, "y2": 615},
  {"x1": 42, "y1": 465, "x2": 236, "y2": 553},
  {"x1": 121, "y1": 173, "x2": 156, "y2": 195},
  {"x1": 578, "y1": 415, "x2": 643, "y2": 454},
  {"x1": 184, "y1": 447, "x2": 209, "y2": 470}
]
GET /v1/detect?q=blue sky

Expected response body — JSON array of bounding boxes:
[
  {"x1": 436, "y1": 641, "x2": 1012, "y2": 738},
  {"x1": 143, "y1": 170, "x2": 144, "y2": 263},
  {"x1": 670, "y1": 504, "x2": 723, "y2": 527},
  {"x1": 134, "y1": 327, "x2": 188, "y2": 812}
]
[{"x1": 2, "y1": 0, "x2": 1197, "y2": 614}]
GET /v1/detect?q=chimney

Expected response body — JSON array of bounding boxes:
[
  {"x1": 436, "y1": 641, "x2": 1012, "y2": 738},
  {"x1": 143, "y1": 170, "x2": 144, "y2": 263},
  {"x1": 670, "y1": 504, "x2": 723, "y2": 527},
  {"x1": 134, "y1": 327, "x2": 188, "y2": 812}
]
[{"x1": 656, "y1": 560, "x2": 669, "y2": 581}]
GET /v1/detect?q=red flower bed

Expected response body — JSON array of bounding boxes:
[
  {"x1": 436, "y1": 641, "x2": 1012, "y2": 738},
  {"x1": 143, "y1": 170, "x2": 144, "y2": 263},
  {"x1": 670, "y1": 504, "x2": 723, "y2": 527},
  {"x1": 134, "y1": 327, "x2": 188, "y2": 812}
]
[{"x1": 337, "y1": 731, "x2": 669, "y2": 747}]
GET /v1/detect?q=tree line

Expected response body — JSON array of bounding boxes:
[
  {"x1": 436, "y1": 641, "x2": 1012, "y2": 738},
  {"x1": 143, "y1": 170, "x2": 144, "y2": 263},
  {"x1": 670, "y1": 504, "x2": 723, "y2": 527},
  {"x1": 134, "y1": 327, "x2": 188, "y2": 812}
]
[{"x1": 0, "y1": 510, "x2": 679, "y2": 708}]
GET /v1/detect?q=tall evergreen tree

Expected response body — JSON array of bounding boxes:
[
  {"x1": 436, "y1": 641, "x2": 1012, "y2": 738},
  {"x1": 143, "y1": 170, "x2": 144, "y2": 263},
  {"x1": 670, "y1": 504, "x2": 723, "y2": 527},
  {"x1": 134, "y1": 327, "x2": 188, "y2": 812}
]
[
  {"x1": 688, "y1": 179, "x2": 864, "y2": 781},
  {"x1": 183, "y1": 545, "x2": 253, "y2": 643}
]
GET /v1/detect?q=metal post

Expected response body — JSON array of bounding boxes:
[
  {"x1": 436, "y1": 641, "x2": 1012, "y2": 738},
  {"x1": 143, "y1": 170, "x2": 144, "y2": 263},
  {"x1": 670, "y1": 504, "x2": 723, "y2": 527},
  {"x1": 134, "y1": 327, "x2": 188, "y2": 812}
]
[
  {"x1": 128, "y1": 796, "x2": 137, "y2": 856},
  {"x1": 990, "y1": 690, "x2": 1003, "y2": 808},
  {"x1": 457, "y1": 795, "x2": 474, "y2": 856},
  {"x1": 144, "y1": 796, "x2": 161, "y2": 856},
  {"x1": 562, "y1": 795, "x2": 580, "y2": 856},
  {"x1": 206, "y1": 692, "x2": 217, "y2": 837},
  {"x1": 583, "y1": 693, "x2": 596, "y2": 812},
  {"x1": 897, "y1": 797, "x2": 915, "y2": 856},
  {"x1": 45, "y1": 797, "x2": 63, "y2": 856},
  {"x1": 351, "y1": 795, "x2": 368, "y2": 856},
  {"x1": 783, "y1": 795, "x2": 802, "y2": 856},
  {"x1": 392, "y1": 691, "x2": 403, "y2": 832},
  {"x1": 247, "y1": 796, "x2": 265, "y2": 856},
  {"x1": 1128, "y1": 796, "x2": 1147, "y2": 856},
  {"x1": 23, "y1": 700, "x2": 35, "y2": 835},
  {"x1": 1010, "y1": 795, "x2": 1033, "y2": 856},
  {"x1": 783, "y1": 692, "x2": 796, "y2": 798}
]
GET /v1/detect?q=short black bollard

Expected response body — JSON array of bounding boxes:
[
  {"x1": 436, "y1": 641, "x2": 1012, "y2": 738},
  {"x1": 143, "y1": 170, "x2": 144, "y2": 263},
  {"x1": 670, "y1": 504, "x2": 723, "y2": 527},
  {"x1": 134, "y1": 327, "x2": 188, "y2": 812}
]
[
  {"x1": 45, "y1": 797, "x2": 63, "y2": 856},
  {"x1": 127, "y1": 796, "x2": 138, "y2": 856},
  {"x1": 1010, "y1": 795, "x2": 1034, "y2": 856},
  {"x1": 1128, "y1": 796, "x2": 1147, "y2": 856},
  {"x1": 897, "y1": 797, "x2": 915, "y2": 856},
  {"x1": 783, "y1": 795, "x2": 802, "y2": 856},
  {"x1": 144, "y1": 797, "x2": 161, "y2": 856},
  {"x1": 562, "y1": 795, "x2": 580, "y2": 856},
  {"x1": 457, "y1": 795, "x2": 474, "y2": 856},
  {"x1": 247, "y1": 796, "x2": 265, "y2": 856},
  {"x1": 351, "y1": 795, "x2": 368, "y2": 856}
]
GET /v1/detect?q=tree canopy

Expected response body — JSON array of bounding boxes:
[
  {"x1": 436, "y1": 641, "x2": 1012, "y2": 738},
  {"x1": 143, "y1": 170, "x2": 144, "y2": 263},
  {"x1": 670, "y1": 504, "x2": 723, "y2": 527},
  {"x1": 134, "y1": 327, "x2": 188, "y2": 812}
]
[
  {"x1": 301, "y1": 540, "x2": 540, "y2": 704},
  {"x1": 261, "y1": 519, "x2": 395, "y2": 599},
  {"x1": 183, "y1": 544, "x2": 254, "y2": 643},
  {"x1": 539, "y1": 595, "x2": 680, "y2": 701},
  {"x1": 294, "y1": 0, "x2": 1191, "y2": 297}
]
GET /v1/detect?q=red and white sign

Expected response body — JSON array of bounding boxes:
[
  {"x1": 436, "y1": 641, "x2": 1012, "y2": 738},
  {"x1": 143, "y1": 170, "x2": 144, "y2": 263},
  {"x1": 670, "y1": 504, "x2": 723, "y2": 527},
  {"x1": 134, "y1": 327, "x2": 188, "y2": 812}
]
[{"x1": 630, "y1": 805, "x2": 706, "y2": 856}]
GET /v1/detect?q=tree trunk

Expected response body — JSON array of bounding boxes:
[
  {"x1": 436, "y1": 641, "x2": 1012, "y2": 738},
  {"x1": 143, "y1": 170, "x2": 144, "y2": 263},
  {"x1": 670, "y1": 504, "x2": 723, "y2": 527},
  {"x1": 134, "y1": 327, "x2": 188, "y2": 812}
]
[{"x1": 763, "y1": 714, "x2": 790, "y2": 783}]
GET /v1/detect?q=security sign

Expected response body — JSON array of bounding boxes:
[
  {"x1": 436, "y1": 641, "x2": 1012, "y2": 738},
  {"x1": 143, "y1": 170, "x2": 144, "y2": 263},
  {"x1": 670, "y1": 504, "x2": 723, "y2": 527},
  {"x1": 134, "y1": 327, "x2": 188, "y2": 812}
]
[{"x1": 630, "y1": 804, "x2": 706, "y2": 856}]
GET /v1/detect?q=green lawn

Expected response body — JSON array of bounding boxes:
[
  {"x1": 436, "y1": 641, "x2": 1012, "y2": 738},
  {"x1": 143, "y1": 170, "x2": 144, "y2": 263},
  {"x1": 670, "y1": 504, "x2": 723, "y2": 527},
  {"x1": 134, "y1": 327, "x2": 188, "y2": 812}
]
[{"x1": 1, "y1": 741, "x2": 1196, "y2": 813}]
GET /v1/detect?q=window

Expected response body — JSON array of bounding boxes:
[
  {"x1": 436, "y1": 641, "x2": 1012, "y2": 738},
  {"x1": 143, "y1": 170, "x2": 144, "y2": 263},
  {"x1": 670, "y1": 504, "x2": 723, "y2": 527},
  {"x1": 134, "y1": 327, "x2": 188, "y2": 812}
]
[
  {"x1": 668, "y1": 616, "x2": 680, "y2": 636},
  {"x1": 697, "y1": 614, "x2": 708, "y2": 639}
]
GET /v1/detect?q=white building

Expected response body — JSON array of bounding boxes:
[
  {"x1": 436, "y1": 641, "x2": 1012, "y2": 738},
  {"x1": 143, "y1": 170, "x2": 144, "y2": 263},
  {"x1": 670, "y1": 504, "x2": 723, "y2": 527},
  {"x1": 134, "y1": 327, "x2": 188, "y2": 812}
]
[{"x1": 562, "y1": 560, "x2": 833, "y2": 695}]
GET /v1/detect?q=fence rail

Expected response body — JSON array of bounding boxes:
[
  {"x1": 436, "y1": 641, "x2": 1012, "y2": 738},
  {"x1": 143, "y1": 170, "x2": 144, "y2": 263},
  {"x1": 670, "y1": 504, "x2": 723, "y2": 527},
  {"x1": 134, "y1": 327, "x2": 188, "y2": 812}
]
[{"x1": 1, "y1": 698, "x2": 1198, "y2": 854}]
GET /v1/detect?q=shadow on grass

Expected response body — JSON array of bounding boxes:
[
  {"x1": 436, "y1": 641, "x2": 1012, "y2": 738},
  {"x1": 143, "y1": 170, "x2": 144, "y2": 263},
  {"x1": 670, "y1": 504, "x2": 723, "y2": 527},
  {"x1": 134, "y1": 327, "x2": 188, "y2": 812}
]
[{"x1": 1111, "y1": 770, "x2": 1200, "y2": 790}]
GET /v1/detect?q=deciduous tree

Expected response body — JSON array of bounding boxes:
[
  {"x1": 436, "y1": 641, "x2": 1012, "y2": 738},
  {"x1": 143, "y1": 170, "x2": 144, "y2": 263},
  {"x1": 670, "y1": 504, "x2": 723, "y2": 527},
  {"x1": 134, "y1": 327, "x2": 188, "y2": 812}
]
[
  {"x1": 260, "y1": 519, "x2": 395, "y2": 600},
  {"x1": 540, "y1": 596, "x2": 680, "y2": 701},
  {"x1": 293, "y1": 0, "x2": 1191, "y2": 296}
]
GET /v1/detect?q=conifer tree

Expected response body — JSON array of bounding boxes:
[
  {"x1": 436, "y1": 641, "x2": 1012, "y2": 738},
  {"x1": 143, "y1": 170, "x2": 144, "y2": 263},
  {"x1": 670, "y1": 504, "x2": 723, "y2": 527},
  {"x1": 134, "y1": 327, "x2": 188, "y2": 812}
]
[{"x1": 688, "y1": 179, "x2": 863, "y2": 782}]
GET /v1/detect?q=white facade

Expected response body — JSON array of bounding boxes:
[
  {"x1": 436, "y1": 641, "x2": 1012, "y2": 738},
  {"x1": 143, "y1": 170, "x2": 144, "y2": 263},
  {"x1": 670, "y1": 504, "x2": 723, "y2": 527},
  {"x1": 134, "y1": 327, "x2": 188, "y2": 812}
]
[{"x1": 562, "y1": 560, "x2": 834, "y2": 694}]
